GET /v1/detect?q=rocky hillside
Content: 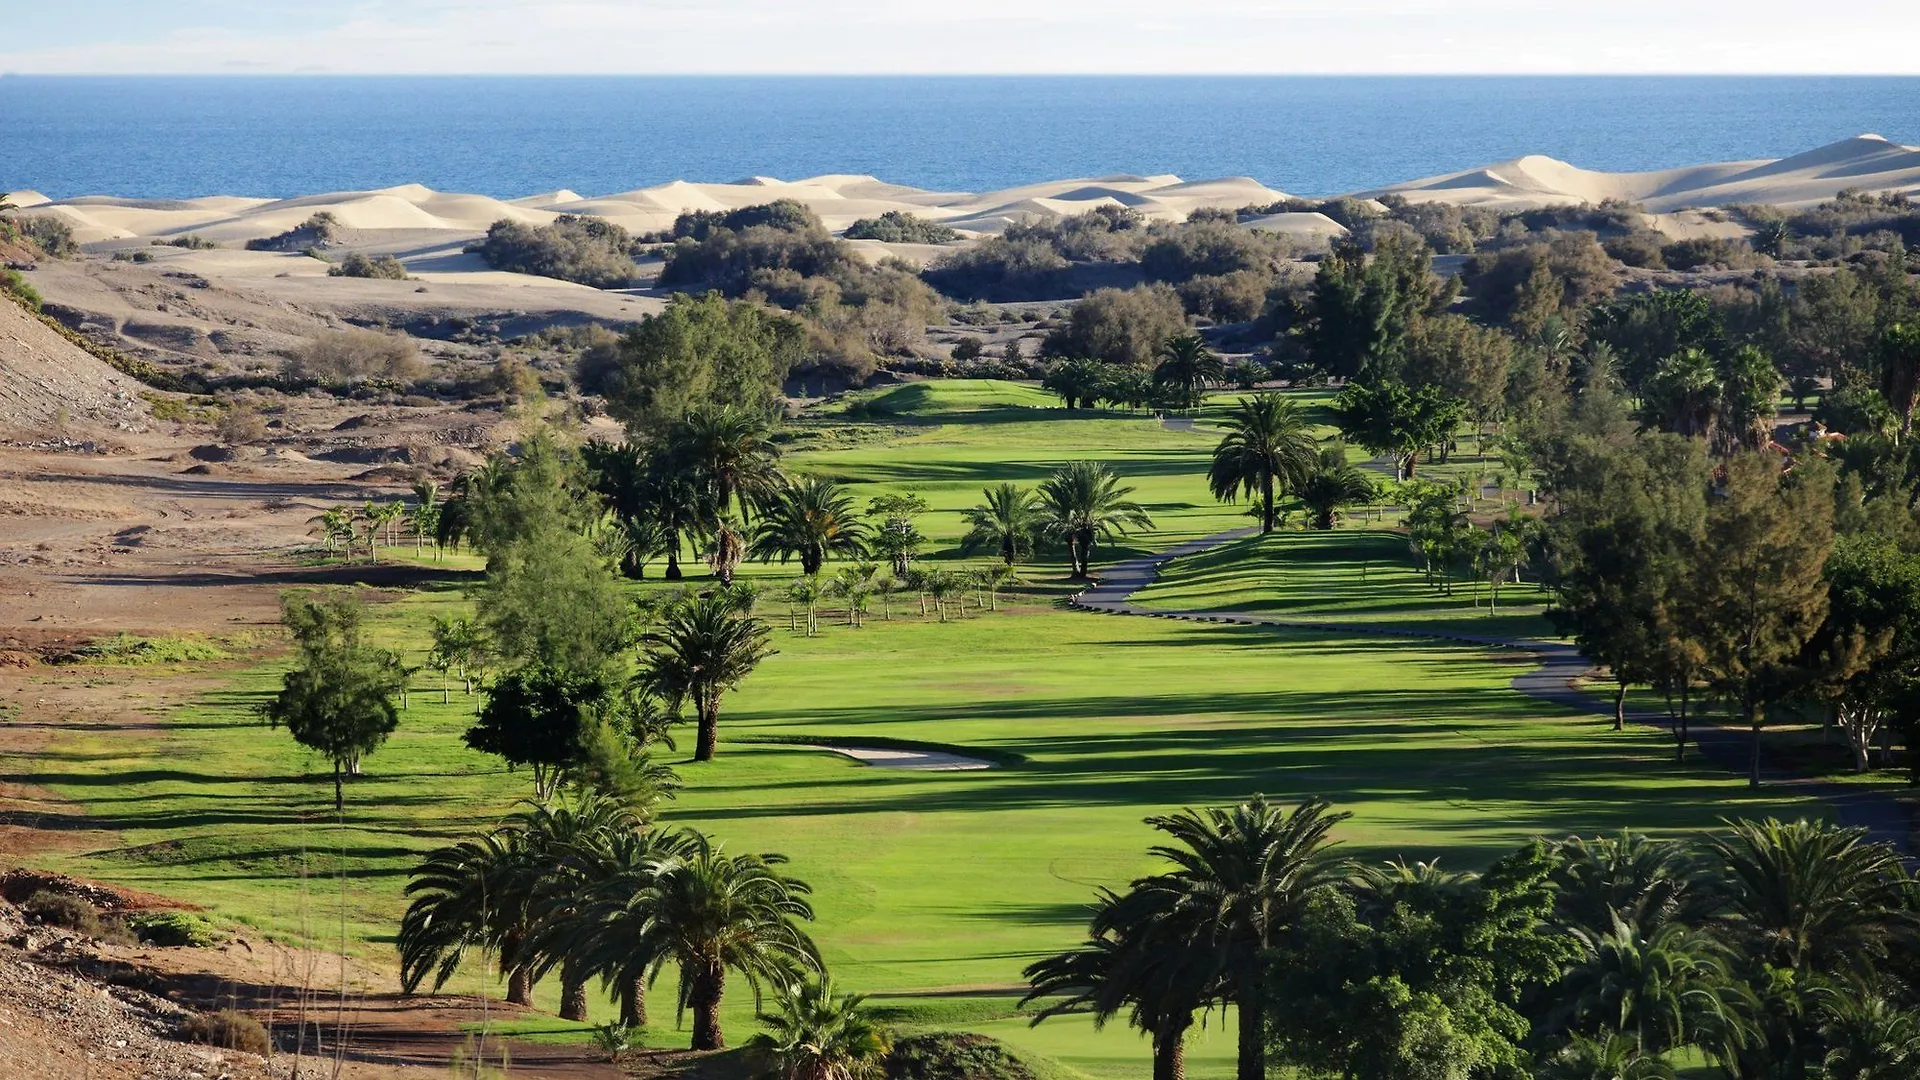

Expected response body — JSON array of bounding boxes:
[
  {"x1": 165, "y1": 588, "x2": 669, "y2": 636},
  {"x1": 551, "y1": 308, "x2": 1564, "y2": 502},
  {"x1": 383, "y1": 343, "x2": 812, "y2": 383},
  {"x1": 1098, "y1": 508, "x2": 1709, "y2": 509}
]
[{"x1": 0, "y1": 295, "x2": 152, "y2": 445}]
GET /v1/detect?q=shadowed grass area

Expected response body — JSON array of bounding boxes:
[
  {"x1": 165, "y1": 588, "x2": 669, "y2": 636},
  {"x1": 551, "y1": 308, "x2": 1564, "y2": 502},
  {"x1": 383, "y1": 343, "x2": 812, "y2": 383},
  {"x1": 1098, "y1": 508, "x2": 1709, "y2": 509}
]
[
  {"x1": 9, "y1": 381, "x2": 1826, "y2": 1080},
  {"x1": 1132, "y1": 528, "x2": 1557, "y2": 641}
]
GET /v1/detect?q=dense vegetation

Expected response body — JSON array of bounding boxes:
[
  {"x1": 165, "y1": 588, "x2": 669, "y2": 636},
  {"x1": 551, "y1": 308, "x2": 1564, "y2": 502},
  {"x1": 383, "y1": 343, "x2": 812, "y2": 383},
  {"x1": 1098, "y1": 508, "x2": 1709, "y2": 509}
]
[{"x1": 469, "y1": 214, "x2": 641, "y2": 287}]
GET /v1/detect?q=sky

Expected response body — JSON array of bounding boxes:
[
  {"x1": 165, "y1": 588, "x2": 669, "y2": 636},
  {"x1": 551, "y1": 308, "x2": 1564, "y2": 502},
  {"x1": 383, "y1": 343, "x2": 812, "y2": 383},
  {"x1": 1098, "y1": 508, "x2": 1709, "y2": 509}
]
[{"x1": 4, "y1": 1, "x2": 1919, "y2": 76}]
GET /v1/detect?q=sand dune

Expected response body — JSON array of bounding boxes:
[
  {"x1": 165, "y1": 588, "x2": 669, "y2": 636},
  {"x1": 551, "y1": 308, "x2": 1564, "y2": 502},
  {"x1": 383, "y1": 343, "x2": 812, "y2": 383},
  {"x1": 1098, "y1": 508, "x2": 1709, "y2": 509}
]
[
  {"x1": 1363, "y1": 134, "x2": 1920, "y2": 211},
  {"x1": 8, "y1": 135, "x2": 1916, "y2": 251}
]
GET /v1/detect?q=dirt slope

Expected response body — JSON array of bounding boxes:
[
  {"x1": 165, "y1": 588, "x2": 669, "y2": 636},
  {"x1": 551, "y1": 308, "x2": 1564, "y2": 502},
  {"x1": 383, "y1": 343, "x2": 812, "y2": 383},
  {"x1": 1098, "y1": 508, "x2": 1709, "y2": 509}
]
[{"x1": 0, "y1": 298, "x2": 151, "y2": 443}]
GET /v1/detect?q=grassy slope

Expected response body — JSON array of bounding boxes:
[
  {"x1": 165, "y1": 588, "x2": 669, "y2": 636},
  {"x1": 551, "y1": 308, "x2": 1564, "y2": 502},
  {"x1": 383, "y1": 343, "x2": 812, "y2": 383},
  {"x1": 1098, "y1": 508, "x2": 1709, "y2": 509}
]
[{"x1": 21, "y1": 381, "x2": 1827, "y2": 1080}]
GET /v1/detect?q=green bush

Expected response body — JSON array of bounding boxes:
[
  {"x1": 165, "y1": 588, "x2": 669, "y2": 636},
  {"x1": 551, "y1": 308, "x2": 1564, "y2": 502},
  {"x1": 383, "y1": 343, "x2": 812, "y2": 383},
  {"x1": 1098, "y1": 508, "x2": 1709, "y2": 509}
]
[
  {"x1": 845, "y1": 211, "x2": 960, "y2": 244},
  {"x1": 247, "y1": 212, "x2": 340, "y2": 253},
  {"x1": 18, "y1": 215, "x2": 79, "y2": 258},
  {"x1": 2, "y1": 268, "x2": 43, "y2": 312},
  {"x1": 1041, "y1": 284, "x2": 1189, "y2": 367},
  {"x1": 885, "y1": 1033, "x2": 1034, "y2": 1080},
  {"x1": 68, "y1": 633, "x2": 229, "y2": 665},
  {"x1": 328, "y1": 252, "x2": 410, "y2": 280},
  {"x1": 153, "y1": 235, "x2": 219, "y2": 250},
  {"x1": 129, "y1": 910, "x2": 222, "y2": 947},
  {"x1": 469, "y1": 215, "x2": 638, "y2": 288},
  {"x1": 181, "y1": 1010, "x2": 271, "y2": 1055}
]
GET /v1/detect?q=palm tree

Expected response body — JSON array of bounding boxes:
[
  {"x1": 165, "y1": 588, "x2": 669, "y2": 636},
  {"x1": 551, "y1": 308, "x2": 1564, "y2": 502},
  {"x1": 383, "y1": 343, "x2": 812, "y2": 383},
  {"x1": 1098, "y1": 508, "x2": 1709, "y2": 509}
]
[
  {"x1": 669, "y1": 404, "x2": 784, "y2": 521},
  {"x1": 637, "y1": 593, "x2": 776, "y2": 762},
  {"x1": 1540, "y1": 1033, "x2": 1678, "y2": 1080},
  {"x1": 639, "y1": 450, "x2": 711, "y2": 581},
  {"x1": 1152, "y1": 334, "x2": 1225, "y2": 412},
  {"x1": 410, "y1": 477, "x2": 440, "y2": 554},
  {"x1": 1024, "y1": 887, "x2": 1218, "y2": 1080},
  {"x1": 747, "y1": 978, "x2": 892, "y2": 1080},
  {"x1": 707, "y1": 515, "x2": 747, "y2": 585},
  {"x1": 1129, "y1": 796, "x2": 1351, "y2": 1080},
  {"x1": 750, "y1": 477, "x2": 870, "y2": 576},
  {"x1": 534, "y1": 821, "x2": 693, "y2": 1028},
  {"x1": 960, "y1": 483, "x2": 1041, "y2": 566},
  {"x1": 506, "y1": 796, "x2": 645, "y2": 1021},
  {"x1": 1294, "y1": 446, "x2": 1376, "y2": 530},
  {"x1": 630, "y1": 830, "x2": 819, "y2": 1050},
  {"x1": 1551, "y1": 833, "x2": 1698, "y2": 938},
  {"x1": 582, "y1": 440, "x2": 668, "y2": 578},
  {"x1": 1549, "y1": 917, "x2": 1739, "y2": 1057},
  {"x1": 1207, "y1": 395, "x2": 1317, "y2": 534},
  {"x1": 1697, "y1": 818, "x2": 1915, "y2": 979},
  {"x1": 1037, "y1": 462, "x2": 1153, "y2": 579},
  {"x1": 1817, "y1": 990, "x2": 1920, "y2": 1080},
  {"x1": 399, "y1": 827, "x2": 546, "y2": 1005}
]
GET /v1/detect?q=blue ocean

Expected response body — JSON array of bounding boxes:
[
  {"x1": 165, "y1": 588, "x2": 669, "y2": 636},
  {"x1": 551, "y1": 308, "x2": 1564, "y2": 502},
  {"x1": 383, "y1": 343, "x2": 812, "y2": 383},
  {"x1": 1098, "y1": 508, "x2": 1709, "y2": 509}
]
[{"x1": 4, "y1": 75, "x2": 1918, "y2": 200}]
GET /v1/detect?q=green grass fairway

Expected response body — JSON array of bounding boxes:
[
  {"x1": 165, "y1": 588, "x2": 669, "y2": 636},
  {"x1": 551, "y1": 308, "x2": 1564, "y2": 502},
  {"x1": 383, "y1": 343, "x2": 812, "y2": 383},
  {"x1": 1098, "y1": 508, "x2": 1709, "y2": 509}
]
[
  {"x1": 14, "y1": 381, "x2": 1829, "y2": 1080},
  {"x1": 1131, "y1": 529, "x2": 1556, "y2": 641}
]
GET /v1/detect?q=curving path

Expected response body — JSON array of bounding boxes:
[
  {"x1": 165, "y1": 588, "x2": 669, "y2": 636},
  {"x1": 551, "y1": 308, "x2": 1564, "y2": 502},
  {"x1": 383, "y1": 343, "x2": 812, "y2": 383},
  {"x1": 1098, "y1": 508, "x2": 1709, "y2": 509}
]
[{"x1": 1071, "y1": 528, "x2": 1913, "y2": 852}]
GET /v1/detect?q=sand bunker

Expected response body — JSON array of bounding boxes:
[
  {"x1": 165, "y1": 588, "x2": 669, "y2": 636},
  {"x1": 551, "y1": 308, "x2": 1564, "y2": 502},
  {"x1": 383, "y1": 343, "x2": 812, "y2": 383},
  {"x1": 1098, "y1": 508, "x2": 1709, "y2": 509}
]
[{"x1": 812, "y1": 745, "x2": 994, "y2": 771}]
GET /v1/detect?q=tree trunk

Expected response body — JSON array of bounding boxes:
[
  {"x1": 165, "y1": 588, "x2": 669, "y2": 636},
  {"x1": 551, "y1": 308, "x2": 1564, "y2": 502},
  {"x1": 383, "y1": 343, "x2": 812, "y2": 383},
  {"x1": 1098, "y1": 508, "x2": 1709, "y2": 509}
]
[
  {"x1": 665, "y1": 535, "x2": 683, "y2": 581},
  {"x1": 506, "y1": 964, "x2": 533, "y2": 1007},
  {"x1": 1260, "y1": 471, "x2": 1275, "y2": 534},
  {"x1": 332, "y1": 760, "x2": 344, "y2": 816},
  {"x1": 559, "y1": 965, "x2": 590, "y2": 1022},
  {"x1": 1676, "y1": 684, "x2": 1691, "y2": 764},
  {"x1": 1748, "y1": 699, "x2": 1764, "y2": 788},
  {"x1": 1153, "y1": 1018, "x2": 1190, "y2": 1080},
  {"x1": 689, "y1": 963, "x2": 725, "y2": 1050},
  {"x1": 620, "y1": 975, "x2": 648, "y2": 1028},
  {"x1": 1613, "y1": 679, "x2": 1627, "y2": 732},
  {"x1": 1236, "y1": 986, "x2": 1264, "y2": 1080},
  {"x1": 695, "y1": 707, "x2": 719, "y2": 762}
]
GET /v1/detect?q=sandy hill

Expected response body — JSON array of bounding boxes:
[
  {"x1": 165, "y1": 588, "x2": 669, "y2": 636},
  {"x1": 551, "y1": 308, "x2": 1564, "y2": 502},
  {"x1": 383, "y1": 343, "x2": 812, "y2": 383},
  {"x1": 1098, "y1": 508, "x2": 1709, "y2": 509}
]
[
  {"x1": 1363, "y1": 134, "x2": 1920, "y2": 211},
  {"x1": 0, "y1": 298, "x2": 151, "y2": 442}
]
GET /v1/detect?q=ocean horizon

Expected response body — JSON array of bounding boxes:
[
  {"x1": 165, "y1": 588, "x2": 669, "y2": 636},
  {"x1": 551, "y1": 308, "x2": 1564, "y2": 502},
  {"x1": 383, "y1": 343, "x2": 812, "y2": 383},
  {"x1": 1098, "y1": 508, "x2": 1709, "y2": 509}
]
[{"x1": 5, "y1": 74, "x2": 1919, "y2": 201}]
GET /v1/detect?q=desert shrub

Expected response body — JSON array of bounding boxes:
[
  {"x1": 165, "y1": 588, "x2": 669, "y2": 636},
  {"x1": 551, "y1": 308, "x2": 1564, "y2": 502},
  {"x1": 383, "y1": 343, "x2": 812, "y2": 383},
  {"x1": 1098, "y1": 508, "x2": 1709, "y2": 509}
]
[
  {"x1": 845, "y1": 211, "x2": 959, "y2": 244},
  {"x1": 1603, "y1": 229, "x2": 1668, "y2": 268},
  {"x1": 1460, "y1": 231, "x2": 1617, "y2": 330},
  {"x1": 129, "y1": 910, "x2": 221, "y2": 948},
  {"x1": 1042, "y1": 284, "x2": 1188, "y2": 367},
  {"x1": 1, "y1": 268, "x2": 43, "y2": 312},
  {"x1": 247, "y1": 212, "x2": 340, "y2": 253},
  {"x1": 660, "y1": 224, "x2": 850, "y2": 294},
  {"x1": 17, "y1": 215, "x2": 79, "y2": 257},
  {"x1": 328, "y1": 252, "x2": 410, "y2": 280},
  {"x1": 111, "y1": 249, "x2": 155, "y2": 263},
  {"x1": 1661, "y1": 236, "x2": 1766, "y2": 271},
  {"x1": 288, "y1": 328, "x2": 427, "y2": 386},
  {"x1": 1177, "y1": 270, "x2": 1272, "y2": 323},
  {"x1": 181, "y1": 1010, "x2": 271, "y2": 1055},
  {"x1": 1141, "y1": 221, "x2": 1287, "y2": 282},
  {"x1": 925, "y1": 236, "x2": 1071, "y2": 301},
  {"x1": 1186, "y1": 206, "x2": 1238, "y2": 225},
  {"x1": 470, "y1": 215, "x2": 637, "y2": 288},
  {"x1": 950, "y1": 336, "x2": 985, "y2": 362},
  {"x1": 24, "y1": 891, "x2": 107, "y2": 935},
  {"x1": 216, "y1": 402, "x2": 268, "y2": 444},
  {"x1": 885, "y1": 1033, "x2": 1034, "y2": 1080},
  {"x1": 153, "y1": 235, "x2": 219, "y2": 250}
]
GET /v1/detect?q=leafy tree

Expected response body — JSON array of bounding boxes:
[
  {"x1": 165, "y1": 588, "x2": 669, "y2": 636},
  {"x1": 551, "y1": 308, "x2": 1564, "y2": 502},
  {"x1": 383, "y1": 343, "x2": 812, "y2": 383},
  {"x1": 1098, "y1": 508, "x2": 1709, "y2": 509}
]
[
  {"x1": 1407, "y1": 314, "x2": 1514, "y2": 446},
  {"x1": 1207, "y1": 394, "x2": 1317, "y2": 534},
  {"x1": 264, "y1": 592, "x2": 406, "y2": 815},
  {"x1": 479, "y1": 520, "x2": 633, "y2": 679},
  {"x1": 1129, "y1": 796, "x2": 1350, "y2": 1080},
  {"x1": 1294, "y1": 446, "x2": 1376, "y2": 531},
  {"x1": 637, "y1": 593, "x2": 776, "y2": 762},
  {"x1": 1293, "y1": 234, "x2": 1442, "y2": 382},
  {"x1": 1037, "y1": 461, "x2": 1154, "y2": 579},
  {"x1": 961, "y1": 483, "x2": 1041, "y2": 566},
  {"x1": 1043, "y1": 285, "x2": 1189, "y2": 368},
  {"x1": 750, "y1": 477, "x2": 870, "y2": 576},
  {"x1": 1810, "y1": 536, "x2": 1920, "y2": 772},
  {"x1": 426, "y1": 615, "x2": 489, "y2": 702},
  {"x1": 599, "y1": 293, "x2": 805, "y2": 431},
  {"x1": 747, "y1": 979, "x2": 893, "y2": 1080},
  {"x1": 1402, "y1": 481, "x2": 1474, "y2": 591},
  {"x1": 1042, "y1": 358, "x2": 1109, "y2": 409},
  {"x1": 1878, "y1": 322, "x2": 1920, "y2": 437},
  {"x1": 1586, "y1": 290, "x2": 1723, "y2": 395},
  {"x1": 866, "y1": 493, "x2": 929, "y2": 576},
  {"x1": 1151, "y1": 333, "x2": 1224, "y2": 411},
  {"x1": 465, "y1": 667, "x2": 608, "y2": 801},
  {"x1": 1330, "y1": 381, "x2": 1467, "y2": 481},
  {"x1": 1692, "y1": 453, "x2": 1834, "y2": 786}
]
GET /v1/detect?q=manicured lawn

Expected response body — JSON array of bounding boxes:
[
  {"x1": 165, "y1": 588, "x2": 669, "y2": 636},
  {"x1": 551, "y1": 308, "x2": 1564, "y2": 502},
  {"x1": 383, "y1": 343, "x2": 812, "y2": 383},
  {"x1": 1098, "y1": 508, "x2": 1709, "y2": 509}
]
[{"x1": 16, "y1": 381, "x2": 1828, "y2": 1080}]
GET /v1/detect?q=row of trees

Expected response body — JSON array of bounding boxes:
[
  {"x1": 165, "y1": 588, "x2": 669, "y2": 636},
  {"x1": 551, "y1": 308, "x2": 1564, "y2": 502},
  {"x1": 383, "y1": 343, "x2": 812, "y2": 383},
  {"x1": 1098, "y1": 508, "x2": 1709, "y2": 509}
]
[
  {"x1": 1042, "y1": 332, "x2": 1243, "y2": 412},
  {"x1": 1027, "y1": 796, "x2": 1920, "y2": 1080}
]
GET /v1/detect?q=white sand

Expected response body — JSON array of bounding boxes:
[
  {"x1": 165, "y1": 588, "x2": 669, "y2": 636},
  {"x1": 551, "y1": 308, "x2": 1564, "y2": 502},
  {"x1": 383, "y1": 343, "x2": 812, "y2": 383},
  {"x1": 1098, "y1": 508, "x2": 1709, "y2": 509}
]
[
  {"x1": 810, "y1": 744, "x2": 994, "y2": 771},
  {"x1": 12, "y1": 134, "x2": 1916, "y2": 254}
]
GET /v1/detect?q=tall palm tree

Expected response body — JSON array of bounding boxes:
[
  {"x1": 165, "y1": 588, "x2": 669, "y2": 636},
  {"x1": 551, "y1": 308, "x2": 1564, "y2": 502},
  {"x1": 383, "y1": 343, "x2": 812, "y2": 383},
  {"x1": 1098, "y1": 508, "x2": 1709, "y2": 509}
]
[
  {"x1": 536, "y1": 823, "x2": 694, "y2": 1028},
  {"x1": 750, "y1": 477, "x2": 869, "y2": 576},
  {"x1": 1037, "y1": 461, "x2": 1154, "y2": 580},
  {"x1": 1697, "y1": 818, "x2": 1915, "y2": 979},
  {"x1": 1129, "y1": 796, "x2": 1351, "y2": 1080},
  {"x1": 637, "y1": 593, "x2": 776, "y2": 762},
  {"x1": 1024, "y1": 887, "x2": 1218, "y2": 1080},
  {"x1": 747, "y1": 978, "x2": 892, "y2": 1080},
  {"x1": 1549, "y1": 917, "x2": 1739, "y2": 1058},
  {"x1": 398, "y1": 828, "x2": 540, "y2": 1005},
  {"x1": 639, "y1": 448, "x2": 712, "y2": 581},
  {"x1": 510, "y1": 796, "x2": 644, "y2": 1021},
  {"x1": 1152, "y1": 334, "x2": 1224, "y2": 412},
  {"x1": 1294, "y1": 446, "x2": 1376, "y2": 530},
  {"x1": 1208, "y1": 395, "x2": 1317, "y2": 534},
  {"x1": 960, "y1": 483, "x2": 1041, "y2": 567},
  {"x1": 670, "y1": 405, "x2": 784, "y2": 522},
  {"x1": 629, "y1": 830, "x2": 819, "y2": 1050}
]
